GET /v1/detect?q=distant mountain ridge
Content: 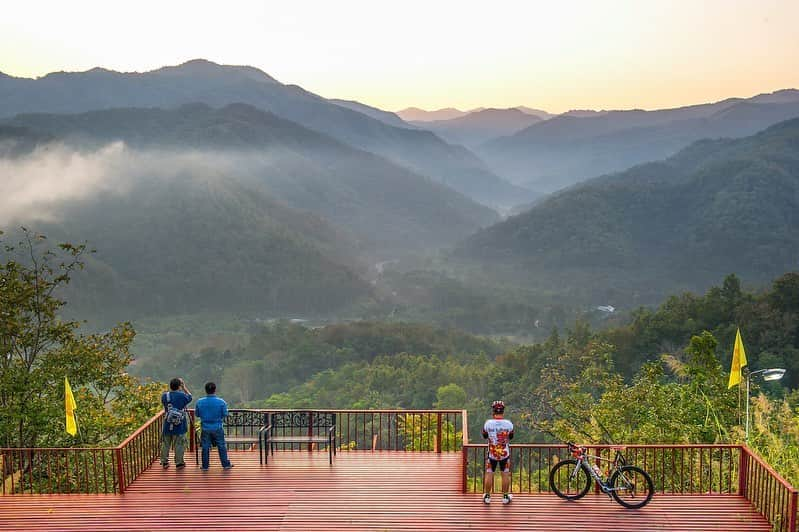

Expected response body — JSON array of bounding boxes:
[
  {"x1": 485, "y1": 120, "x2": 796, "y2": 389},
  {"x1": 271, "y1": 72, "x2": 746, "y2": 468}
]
[
  {"x1": 478, "y1": 89, "x2": 799, "y2": 195},
  {"x1": 330, "y1": 99, "x2": 412, "y2": 128},
  {"x1": 0, "y1": 59, "x2": 527, "y2": 207},
  {"x1": 456, "y1": 117, "x2": 799, "y2": 305},
  {"x1": 397, "y1": 107, "x2": 469, "y2": 122},
  {"x1": 410, "y1": 108, "x2": 543, "y2": 148}
]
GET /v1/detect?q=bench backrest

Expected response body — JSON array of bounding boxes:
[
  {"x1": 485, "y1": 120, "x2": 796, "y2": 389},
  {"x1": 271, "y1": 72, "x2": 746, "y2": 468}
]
[
  {"x1": 226, "y1": 410, "x2": 269, "y2": 438},
  {"x1": 269, "y1": 411, "x2": 336, "y2": 430}
]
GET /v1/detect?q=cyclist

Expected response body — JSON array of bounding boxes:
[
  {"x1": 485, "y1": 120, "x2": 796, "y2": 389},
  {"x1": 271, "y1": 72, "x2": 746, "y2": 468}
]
[{"x1": 482, "y1": 400, "x2": 514, "y2": 504}]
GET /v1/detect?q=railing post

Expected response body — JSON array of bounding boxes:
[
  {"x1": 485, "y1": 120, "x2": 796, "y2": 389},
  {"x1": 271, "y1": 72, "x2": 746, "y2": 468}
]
[
  {"x1": 115, "y1": 448, "x2": 125, "y2": 494},
  {"x1": 788, "y1": 489, "x2": 797, "y2": 532},
  {"x1": 436, "y1": 413, "x2": 442, "y2": 453},
  {"x1": 738, "y1": 445, "x2": 749, "y2": 497},
  {"x1": 308, "y1": 411, "x2": 314, "y2": 452},
  {"x1": 462, "y1": 446, "x2": 468, "y2": 493},
  {"x1": 461, "y1": 410, "x2": 469, "y2": 493}
]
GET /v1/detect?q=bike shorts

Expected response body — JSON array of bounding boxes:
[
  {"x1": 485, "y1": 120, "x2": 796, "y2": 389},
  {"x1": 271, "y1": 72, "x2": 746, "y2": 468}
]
[{"x1": 486, "y1": 457, "x2": 510, "y2": 473}]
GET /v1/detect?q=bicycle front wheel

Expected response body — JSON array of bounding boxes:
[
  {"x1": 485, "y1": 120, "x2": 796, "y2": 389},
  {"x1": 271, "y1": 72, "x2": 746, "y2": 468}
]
[
  {"x1": 610, "y1": 465, "x2": 654, "y2": 508},
  {"x1": 549, "y1": 459, "x2": 591, "y2": 500}
]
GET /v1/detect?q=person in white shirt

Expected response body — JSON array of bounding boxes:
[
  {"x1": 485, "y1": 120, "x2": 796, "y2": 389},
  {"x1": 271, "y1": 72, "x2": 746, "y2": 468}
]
[{"x1": 482, "y1": 400, "x2": 514, "y2": 504}]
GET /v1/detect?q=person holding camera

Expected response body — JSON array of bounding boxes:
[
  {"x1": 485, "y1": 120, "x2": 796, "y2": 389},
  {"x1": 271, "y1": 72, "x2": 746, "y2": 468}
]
[{"x1": 160, "y1": 377, "x2": 192, "y2": 469}]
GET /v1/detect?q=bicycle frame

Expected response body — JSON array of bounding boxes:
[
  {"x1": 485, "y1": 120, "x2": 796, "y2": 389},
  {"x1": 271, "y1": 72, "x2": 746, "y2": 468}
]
[{"x1": 568, "y1": 445, "x2": 628, "y2": 494}]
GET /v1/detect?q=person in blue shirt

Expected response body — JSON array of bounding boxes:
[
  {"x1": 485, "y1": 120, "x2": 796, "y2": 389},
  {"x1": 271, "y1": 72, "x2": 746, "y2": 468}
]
[
  {"x1": 160, "y1": 377, "x2": 192, "y2": 469},
  {"x1": 194, "y1": 382, "x2": 233, "y2": 470}
]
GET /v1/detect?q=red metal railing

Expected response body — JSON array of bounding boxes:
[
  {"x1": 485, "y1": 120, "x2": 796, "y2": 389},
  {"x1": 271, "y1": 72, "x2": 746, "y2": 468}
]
[
  {"x1": 2, "y1": 408, "x2": 796, "y2": 531},
  {"x1": 0, "y1": 447, "x2": 119, "y2": 494},
  {"x1": 462, "y1": 443, "x2": 797, "y2": 531},
  {"x1": 190, "y1": 409, "x2": 464, "y2": 454},
  {"x1": 334, "y1": 409, "x2": 464, "y2": 452},
  {"x1": 0, "y1": 411, "x2": 193, "y2": 494},
  {"x1": 115, "y1": 411, "x2": 171, "y2": 493},
  {"x1": 739, "y1": 445, "x2": 798, "y2": 532}
]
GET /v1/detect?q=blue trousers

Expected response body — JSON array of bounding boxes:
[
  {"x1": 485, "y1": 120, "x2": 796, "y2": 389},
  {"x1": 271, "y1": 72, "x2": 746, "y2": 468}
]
[{"x1": 200, "y1": 428, "x2": 231, "y2": 469}]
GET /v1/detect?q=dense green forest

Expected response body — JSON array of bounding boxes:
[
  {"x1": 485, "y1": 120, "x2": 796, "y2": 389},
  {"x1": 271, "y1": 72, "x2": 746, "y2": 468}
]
[{"x1": 131, "y1": 272, "x2": 799, "y2": 449}]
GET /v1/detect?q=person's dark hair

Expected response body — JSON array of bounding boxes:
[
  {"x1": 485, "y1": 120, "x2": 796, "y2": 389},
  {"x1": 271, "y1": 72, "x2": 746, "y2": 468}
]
[
  {"x1": 169, "y1": 378, "x2": 181, "y2": 391},
  {"x1": 205, "y1": 382, "x2": 216, "y2": 394}
]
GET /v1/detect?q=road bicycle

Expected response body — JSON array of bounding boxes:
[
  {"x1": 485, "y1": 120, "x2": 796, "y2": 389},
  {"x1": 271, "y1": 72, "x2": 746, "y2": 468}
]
[{"x1": 549, "y1": 442, "x2": 654, "y2": 509}]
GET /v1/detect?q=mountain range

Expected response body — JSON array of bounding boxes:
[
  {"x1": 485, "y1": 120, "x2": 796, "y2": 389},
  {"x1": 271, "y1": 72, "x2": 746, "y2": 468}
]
[
  {"x1": 3, "y1": 103, "x2": 499, "y2": 256},
  {"x1": 397, "y1": 106, "x2": 552, "y2": 122},
  {"x1": 409, "y1": 108, "x2": 543, "y2": 148},
  {"x1": 455, "y1": 117, "x2": 799, "y2": 305},
  {"x1": 3, "y1": 58, "x2": 799, "y2": 321},
  {"x1": 477, "y1": 90, "x2": 799, "y2": 196},
  {"x1": 0, "y1": 59, "x2": 530, "y2": 208}
]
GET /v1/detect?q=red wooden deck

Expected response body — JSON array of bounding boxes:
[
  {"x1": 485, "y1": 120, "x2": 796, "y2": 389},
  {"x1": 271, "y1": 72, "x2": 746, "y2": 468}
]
[{"x1": 0, "y1": 451, "x2": 771, "y2": 531}]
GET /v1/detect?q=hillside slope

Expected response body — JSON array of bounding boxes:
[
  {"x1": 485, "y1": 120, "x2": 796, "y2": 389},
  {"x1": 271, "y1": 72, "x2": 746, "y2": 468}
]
[
  {"x1": 456, "y1": 118, "x2": 799, "y2": 304},
  {"x1": 5, "y1": 103, "x2": 500, "y2": 255}
]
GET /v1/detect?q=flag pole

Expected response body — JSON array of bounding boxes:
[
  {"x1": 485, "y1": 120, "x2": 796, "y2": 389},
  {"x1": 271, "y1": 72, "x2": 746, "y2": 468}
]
[{"x1": 74, "y1": 412, "x2": 83, "y2": 444}]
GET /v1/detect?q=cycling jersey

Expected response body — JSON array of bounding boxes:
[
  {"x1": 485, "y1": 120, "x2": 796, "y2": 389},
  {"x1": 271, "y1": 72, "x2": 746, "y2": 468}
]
[{"x1": 482, "y1": 418, "x2": 514, "y2": 460}]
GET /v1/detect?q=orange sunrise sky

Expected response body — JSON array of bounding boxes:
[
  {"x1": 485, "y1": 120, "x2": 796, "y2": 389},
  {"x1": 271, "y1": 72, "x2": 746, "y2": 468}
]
[{"x1": 1, "y1": 0, "x2": 797, "y2": 113}]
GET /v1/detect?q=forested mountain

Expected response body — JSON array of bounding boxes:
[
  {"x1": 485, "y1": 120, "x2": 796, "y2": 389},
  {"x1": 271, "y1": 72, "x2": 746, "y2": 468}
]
[
  {"x1": 6, "y1": 173, "x2": 372, "y2": 323},
  {"x1": 411, "y1": 108, "x2": 543, "y2": 148},
  {"x1": 3, "y1": 103, "x2": 499, "y2": 255},
  {"x1": 455, "y1": 117, "x2": 799, "y2": 305},
  {"x1": 479, "y1": 90, "x2": 799, "y2": 195},
  {"x1": 0, "y1": 59, "x2": 529, "y2": 207}
]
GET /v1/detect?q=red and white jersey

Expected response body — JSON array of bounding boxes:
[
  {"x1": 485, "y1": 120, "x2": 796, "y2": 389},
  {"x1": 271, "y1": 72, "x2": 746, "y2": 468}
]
[{"x1": 483, "y1": 418, "x2": 514, "y2": 460}]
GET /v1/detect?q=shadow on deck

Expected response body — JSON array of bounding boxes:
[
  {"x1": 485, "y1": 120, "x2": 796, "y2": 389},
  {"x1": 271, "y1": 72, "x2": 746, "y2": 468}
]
[{"x1": 0, "y1": 450, "x2": 771, "y2": 531}]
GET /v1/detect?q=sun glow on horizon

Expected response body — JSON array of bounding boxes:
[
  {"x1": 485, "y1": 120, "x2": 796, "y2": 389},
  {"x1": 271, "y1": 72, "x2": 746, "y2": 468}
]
[{"x1": 2, "y1": 0, "x2": 798, "y2": 114}]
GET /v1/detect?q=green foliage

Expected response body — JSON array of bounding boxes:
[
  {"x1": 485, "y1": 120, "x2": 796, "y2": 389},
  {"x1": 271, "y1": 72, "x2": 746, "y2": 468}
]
[
  {"x1": 134, "y1": 320, "x2": 506, "y2": 409},
  {"x1": 435, "y1": 384, "x2": 467, "y2": 409},
  {"x1": 609, "y1": 272, "x2": 799, "y2": 389},
  {"x1": 399, "y1": 413, "x2": 461, "y2": 451},
  {"x1": 0, "y1": 229, "x2": 161, "y2": 448}
]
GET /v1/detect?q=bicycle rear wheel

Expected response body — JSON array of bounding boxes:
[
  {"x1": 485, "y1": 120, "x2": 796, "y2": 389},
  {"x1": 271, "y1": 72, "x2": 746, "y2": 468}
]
[
  {"x1": 549, "y1": 459, "x2": 591, "y2": 500},
  {"x1": 610, "y1": 465, "x2": 654, "y2": 508}
]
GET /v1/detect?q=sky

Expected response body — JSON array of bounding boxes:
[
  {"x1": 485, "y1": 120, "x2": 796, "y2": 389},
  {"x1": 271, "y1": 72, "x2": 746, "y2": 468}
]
[{"x1": 1, "y1": 0, "x2": 798, "y2": 113}]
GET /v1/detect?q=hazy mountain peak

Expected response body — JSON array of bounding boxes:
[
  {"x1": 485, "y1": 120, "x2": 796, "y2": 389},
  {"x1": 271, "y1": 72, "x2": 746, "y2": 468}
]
[
  {"x1": 515, "y1": 106, "x2": 554, "y2": 120},
  {"x1": 85, "y1": 67, "x2": 114, "y2": 75},
  {"x1": 151, "y1": 58, "x2": 280, "y2": 84},
  {"x1": 749, "y1": 88, "x2": 799, "y2": 104},
  {"x1": 40, "y1": 67, "x2": 120, "y2": 80},
  {"x1": 561, "y1": 109, "x2": 607, "y2": 117},
  {"x1": 396, "y1": 107, "x2": 468, "y2": 122}
]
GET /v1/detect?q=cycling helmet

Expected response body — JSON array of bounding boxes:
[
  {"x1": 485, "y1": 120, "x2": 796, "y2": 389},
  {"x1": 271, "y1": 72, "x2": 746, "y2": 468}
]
[{"x1": 491, "y1": 400, "x2": 505, "y2": 414}]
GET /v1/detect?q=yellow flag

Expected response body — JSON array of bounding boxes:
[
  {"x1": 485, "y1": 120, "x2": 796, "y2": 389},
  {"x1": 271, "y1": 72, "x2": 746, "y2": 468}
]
[
  {"x1": 727, "y1": 328, "x2": 748, "y2": 388},
  {"x1": 65, "y1": 377, "x2": 78, "y2": 436}
]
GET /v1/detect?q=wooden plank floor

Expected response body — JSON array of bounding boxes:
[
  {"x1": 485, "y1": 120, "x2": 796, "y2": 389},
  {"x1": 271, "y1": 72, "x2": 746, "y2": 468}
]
[{"x1": 0, "y1": 451, "x2": 772, "y2": 531}]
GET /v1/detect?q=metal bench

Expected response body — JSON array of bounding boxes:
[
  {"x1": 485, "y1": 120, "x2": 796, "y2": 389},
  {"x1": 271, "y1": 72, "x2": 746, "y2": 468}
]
[
  {"x1": 193, "y1": 409, "x2": 269, "y2": 465},
  {"x1": 264, "y1": 411, "x2": 337, "y2": 464}
]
